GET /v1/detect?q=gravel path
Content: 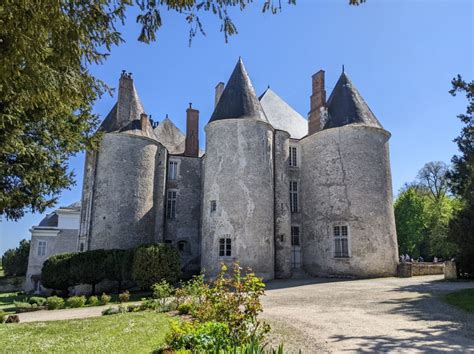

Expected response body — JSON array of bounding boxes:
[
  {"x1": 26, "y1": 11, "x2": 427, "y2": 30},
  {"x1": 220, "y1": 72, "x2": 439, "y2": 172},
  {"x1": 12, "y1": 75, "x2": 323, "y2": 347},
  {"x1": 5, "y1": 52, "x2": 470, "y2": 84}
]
[
  {"x1": 17, "y1": 304, "x2": 119, "y2": 323},
  {"x1": 262, "y1": 275, "x2": 474, "y2": 353}
]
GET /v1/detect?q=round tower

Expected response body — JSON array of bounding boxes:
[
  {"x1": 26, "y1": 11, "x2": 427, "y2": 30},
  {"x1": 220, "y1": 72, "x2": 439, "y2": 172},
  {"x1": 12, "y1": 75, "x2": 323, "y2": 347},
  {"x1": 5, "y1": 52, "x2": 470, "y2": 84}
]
[
  {"x1": 201, "y1": 59, "x2": 275, "y2": 279},
  {"x1": 301, "y1": 72, "x2": 398, "y2": 277}
]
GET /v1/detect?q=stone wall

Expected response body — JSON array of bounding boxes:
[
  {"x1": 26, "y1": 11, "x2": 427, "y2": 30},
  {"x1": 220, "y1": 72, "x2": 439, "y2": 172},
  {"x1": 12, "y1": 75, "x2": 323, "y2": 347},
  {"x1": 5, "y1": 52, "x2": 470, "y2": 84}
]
[
  {"x1": 300, "y1": 125, "x2": 399, "y2": 278},
  {"x1": 164, "y1": 155, "x2": 202, "y2": 276},
  {"x1": 398, "y1": 262, "x2": 445, "y2": 277},
  {"x1": 88, "y1": 133, "x2": 166, "y2": 250},
  {"x1": 201, "y1": 119, "x2": 275, "y2": 280}
]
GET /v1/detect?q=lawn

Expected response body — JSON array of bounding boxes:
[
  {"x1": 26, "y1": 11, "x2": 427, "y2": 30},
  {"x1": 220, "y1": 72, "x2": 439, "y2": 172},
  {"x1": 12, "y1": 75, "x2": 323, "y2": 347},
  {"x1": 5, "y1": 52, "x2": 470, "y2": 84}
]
[
  {"x1": 443, "y1": 288, "x2": 474, "y2": 313},
  {"x1": 0, "y1": 292, "x2": 30, "y2": 314},
  {"x1": 0, "y1": 312, "x2": 170, "y2": 353},
  {"x1": 0, "y1": 266, "x2": 4, "y2": 278}
]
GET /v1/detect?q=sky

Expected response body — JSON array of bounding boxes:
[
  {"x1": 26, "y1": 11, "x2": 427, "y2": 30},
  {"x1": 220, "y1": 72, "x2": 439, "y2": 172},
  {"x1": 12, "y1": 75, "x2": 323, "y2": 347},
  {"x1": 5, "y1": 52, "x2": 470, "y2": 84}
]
[{"x1": 1, "y1": 0, "x2": 473, "y2": 254}]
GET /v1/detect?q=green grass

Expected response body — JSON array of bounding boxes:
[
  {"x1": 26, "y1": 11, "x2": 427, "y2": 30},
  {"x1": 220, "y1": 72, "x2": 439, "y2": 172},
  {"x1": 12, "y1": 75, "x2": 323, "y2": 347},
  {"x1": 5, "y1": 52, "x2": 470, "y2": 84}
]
[
  {"x1": 443, "y1": 288, "x2": 474, "y2": 312},
  {"x1": 0, "y1": 292, "x2": 30, "y2": 314},
  {"x1": 0, "y1": 312, "x2": 170, "y2": 353},
  {"x1": 0, "y1": 266, "x2": 4, "y2": 278}
]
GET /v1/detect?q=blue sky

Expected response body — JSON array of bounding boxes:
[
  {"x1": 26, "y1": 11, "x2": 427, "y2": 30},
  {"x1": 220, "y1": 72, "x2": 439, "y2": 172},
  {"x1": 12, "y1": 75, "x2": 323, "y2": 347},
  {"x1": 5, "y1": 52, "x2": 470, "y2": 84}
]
[{"x1": 1, "y1": 0, "x2": 473, "y2": 254}]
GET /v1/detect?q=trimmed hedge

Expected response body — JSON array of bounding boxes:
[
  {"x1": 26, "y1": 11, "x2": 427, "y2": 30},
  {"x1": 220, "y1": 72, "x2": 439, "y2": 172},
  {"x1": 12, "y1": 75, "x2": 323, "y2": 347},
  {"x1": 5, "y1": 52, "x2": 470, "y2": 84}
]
[
  {"x1": 41, "y1": 244, "x2": 180, "y2": 294},
  {"x1": 132, "y1": 244, "x2": 180, "y2": 289}
]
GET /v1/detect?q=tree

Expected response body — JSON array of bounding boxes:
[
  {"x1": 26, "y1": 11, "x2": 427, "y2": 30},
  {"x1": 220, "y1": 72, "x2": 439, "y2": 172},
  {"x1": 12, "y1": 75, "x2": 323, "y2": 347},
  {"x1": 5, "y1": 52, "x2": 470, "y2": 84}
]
[
  {"x1": 417, "y1": 161, "x2": 449, "y2": 202},
  {"x1": 1, "y1": 0, "x2": 365, "y2": 221},
  {"x1": 1, "y1": 239, "x2": 30, "y2": 276},
  {"x1": 394, "y1": 186, "x2": 428, "y2": 259},
  {"x1": 70, "y1": 249, "x2": 108, "y2": 295},
  {"x1": 447, "y1": 75, "x2": 474, "y2": 276}
]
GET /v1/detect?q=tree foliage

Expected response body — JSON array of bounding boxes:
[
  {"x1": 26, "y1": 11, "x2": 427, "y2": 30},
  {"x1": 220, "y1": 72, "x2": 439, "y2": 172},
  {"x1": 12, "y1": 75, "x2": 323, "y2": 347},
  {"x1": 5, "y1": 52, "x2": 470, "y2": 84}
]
[
  {"x1": 447, "y1": 76, "x2": 474, "y2": 276},
  {"x1": 0, "y1": 0, "x2": 364, "y2": 221},
  {"x1": 41, "y1": 253, "x2": 75, "y2": 295},
  {"x1": 1, "y1": 239, "x2": 30, "y2": 276}
]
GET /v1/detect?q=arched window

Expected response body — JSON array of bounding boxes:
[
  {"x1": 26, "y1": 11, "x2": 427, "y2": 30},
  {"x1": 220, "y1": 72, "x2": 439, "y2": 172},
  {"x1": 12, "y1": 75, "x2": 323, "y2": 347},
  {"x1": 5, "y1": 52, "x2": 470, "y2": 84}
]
[{"x1": 177, "y1": 240, "x2": 190, "y2": 255}]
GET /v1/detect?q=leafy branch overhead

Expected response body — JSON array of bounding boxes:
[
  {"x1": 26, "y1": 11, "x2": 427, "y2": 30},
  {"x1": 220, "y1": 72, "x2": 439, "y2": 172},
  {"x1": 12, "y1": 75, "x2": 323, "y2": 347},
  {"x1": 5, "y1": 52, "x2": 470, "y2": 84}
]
[{"x1": 0, "y1": 0, "x2": 365, "y2": 221}]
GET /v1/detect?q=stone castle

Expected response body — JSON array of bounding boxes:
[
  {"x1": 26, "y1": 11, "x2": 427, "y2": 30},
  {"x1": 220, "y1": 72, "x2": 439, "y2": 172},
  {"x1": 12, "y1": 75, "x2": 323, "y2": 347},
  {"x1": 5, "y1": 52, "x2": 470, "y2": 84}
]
[{"x1": 26, "y1": 58, "x2": 399, "y2": 291}]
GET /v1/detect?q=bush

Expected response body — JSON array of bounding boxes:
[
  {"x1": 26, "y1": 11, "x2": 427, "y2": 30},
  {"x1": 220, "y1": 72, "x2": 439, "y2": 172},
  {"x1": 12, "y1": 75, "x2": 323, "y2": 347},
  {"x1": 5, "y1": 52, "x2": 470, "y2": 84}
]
[
  {"x1": 1, "y1": 239, "x2": 30, "y2": 276},
  {"x1": 104, "y1": 249, "x2": 133, "y2": 292},
  {"x1": 100, "y1": 293, "x2": 111, "y2": 305},
  {"x1": 28, "y1": 297, "x2": 46, "y2": 306},
  {"x1": 152, "y1": 280, "x2": 173, "y2": 310},
  {"x1": 118, "y1": 290, "x2": 130, "y2": 303},
  {"x1": 14, "y1": 301, "x2": 40, "y2": 313},
  {"x1": 102, "y1": 306, "x2": 127, "y2": 316},
  {"x1": 177, "y1": 302, "x2": 192, "y2": 315},
  {"x1": 88, "y1": 295, "x2": 100, "y2": 306},
  {"x1": 132, "y1": 244, "x2": 180, "y2": 289},
  {"x1": 42, "y1": 253, "x2": 75, "y2": 295},
  {"x1": 70, "y1": 249, "x2": 108, "y2": 295},
  {"x1": 167, "y1": 320, "x2": 232, "y2": 351},
  {"x1": 46, "y1": 296, "x2": 65, "y2": 310},
  {"x1": 66, "y1": 296, "x2": 86, "y2": 308},
  {"x1": 126, "y1": 304, "x2": 142, "y2": 312}
]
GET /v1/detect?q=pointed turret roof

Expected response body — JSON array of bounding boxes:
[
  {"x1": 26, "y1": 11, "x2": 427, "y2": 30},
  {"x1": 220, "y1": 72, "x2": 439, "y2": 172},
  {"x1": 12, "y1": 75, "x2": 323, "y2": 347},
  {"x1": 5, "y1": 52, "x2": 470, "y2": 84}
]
[
  {"x1": 100, "y1": 73, "x2": 145, "y2": 132},
  {"x1": 325, "y1": 72, "x2": 382, "y2": 130},
  {"x1": 209, "y1": 58, "x2": 268, "y2": 123},
  {"x1": 259, "y1": 88, "x2": 308, "y2": 139}
]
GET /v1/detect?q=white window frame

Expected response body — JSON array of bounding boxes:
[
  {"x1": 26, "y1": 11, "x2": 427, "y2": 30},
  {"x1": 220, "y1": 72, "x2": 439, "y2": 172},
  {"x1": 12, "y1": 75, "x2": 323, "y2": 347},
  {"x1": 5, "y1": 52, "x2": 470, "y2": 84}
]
[
  {"x1": 219, "y1": 236, "x2": 232, "y2": 258},
  {"x1": 290, "y1": 181, "x2": 299, "y2": 213},
  {"x1": 334, "y1": 225, "x2": 350, "y2": 258},
  {"x1": 167, "y1": 189, "x2": 177, "y2": 219},
  {"x1": 168, "y1": 160, "x2": 179, "y2": 180},
  {"x1": 289, "y1": 146, "x2": 298, "y2": 167},
  {"x1": 37, "y1": 240, "x2": 47, "y2": 257}
]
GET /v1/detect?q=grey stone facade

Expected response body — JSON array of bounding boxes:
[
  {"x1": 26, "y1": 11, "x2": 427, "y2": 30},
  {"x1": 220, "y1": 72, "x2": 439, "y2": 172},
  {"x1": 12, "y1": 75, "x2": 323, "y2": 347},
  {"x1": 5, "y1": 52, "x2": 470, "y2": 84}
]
[{"x1": 28, "y1": 59, "x2": 399, "y2": 286}]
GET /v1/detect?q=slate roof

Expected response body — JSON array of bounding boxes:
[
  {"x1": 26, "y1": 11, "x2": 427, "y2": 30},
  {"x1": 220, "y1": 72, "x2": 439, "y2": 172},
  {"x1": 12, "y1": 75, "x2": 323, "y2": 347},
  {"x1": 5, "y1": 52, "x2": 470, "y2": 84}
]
[
  {"x1": 154, "y1": 117, "x2": 186, "y2": 154},
  {"x1": 119, "y1": 118, "x2": 157, "y2": 140},
  {"x1": 38, "y1": 213, "x2": 58, "y2": 227},
  {"x1": 100, "y1": 75, "x2": 146, "y2": 133},
  {"x1": 259, "y1": 88, "x2": 308, "y2": 139},
  {"x1": 209, "y1": 58, "x2": 268, "y2": 123},
  {"x1": 325, "y1": 72, "x2": 382, "y2": 130}
]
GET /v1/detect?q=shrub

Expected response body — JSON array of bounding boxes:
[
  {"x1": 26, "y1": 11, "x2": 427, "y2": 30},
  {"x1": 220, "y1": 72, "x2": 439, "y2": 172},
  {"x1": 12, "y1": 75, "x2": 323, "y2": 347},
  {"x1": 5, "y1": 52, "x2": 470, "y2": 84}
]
[
  {"x1": 100, "y1": 293, "x2": 111, "y2": 305},
  {"x1": 193, "y1": 264, "x2": 270, "y2": 346},
  {"x1": 104, "y1": 249, "x2": 133, "y2": 292},
  {"x1": 28, "y1": 297, "x2": 46, "y2": 306},
  {"x1": 167, "y1": 320, "x2": 232, "y2": 351},
  {"x1": 102, "y1": 306, "x2": 127, "y2": 316},
  {"x1": 42, "y1": 253, "x2": 76, "y2": 295},
  {"x1": 132, "y1": 244, "x2": 180, "y2": 289},
  {"x1": 126, "y1": 304, "x2": 142, "y2": 312},
  {"x1": 118, "y1": 290, "x2": 130, "y2": 303},
  {"x1": 140, "y1": 298, "x2": 161, "y2": 311},
  {"x1": 46, "y1": 296, "x2": 65, "y2": 310},
  {"x1": 87, "y1": 295, "x2": 100, "y2": 306},
  {"x1": 14, "y1": 301, "x2": 40, "y2": 313},
  {"x1": 5, "y1": 315, "x2": 20, "y2": 323},
  {"x1": 177, "y1": 302, "x2": 192, "y2": 315},
  {"x1": 66, "y1": 296, "x2": 86, "y2": 308},
  {"x1": 152, "y1": 280, "x2": 173, "y2": 310}
]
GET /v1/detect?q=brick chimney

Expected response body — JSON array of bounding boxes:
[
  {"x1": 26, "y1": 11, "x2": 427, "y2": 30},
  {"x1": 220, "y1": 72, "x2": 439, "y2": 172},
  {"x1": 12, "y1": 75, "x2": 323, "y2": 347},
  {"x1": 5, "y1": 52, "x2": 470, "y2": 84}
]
[
  {"x1": 184, "y1": 103, "x2": 199, "y2": 157},
  {"x1": 214, "y1": 82, "x2": 225, "y2": 108},
  {"x1": 308, "y1": 70, "x2": 326, "y2": 135}
]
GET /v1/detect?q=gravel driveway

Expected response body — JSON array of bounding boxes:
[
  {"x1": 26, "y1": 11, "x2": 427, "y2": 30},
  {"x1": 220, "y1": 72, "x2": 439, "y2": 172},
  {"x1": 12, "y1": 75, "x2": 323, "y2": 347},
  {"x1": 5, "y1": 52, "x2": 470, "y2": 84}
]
[{"x1": 262, "y1": 275, "x2": 474, "y2": 353}]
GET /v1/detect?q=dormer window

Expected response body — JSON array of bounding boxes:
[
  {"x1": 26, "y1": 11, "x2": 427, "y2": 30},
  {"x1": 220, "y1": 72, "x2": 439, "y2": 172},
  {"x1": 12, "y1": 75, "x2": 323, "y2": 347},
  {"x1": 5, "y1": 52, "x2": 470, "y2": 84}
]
[{"x1": 168, "y1": 160, "x2": 178, "y2": 180}]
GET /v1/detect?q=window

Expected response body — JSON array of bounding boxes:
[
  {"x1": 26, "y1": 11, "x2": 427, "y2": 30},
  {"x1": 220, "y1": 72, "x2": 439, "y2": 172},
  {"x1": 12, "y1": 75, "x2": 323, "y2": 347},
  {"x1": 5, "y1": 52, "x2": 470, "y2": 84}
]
[
  {"x1": 289, "y1": 146, "x2": 298, "y2": 167},
  {"x1": 334, "y1": 225, "x2": 349, "y2": 258},
  {"x1": 168, "y1": 160, "x2": 178, "y2": 180},
  {"x1": 290, "y1": 181, "x2": 298, "y2": 213},
  {"x1": 210, "y1": 200, "x2": 217, "y2": 212},
  {"x1": 178, "y1": 240, "x2": 190, "y2": 254},
  {"x1": 37, "y1": 240, "x2": 47, "y2": 257},
  {"x1": 219, "y1": 237, "x2": 232, "y2": 257},
  {"x1": 167, "y1": 190, "x2": 177, "y2": 219},
  {"x1": 79, "y1": 242, "x2": 85, "y2": 252},
  {"x1": 291, "y1": 226, "x2": 300, "y2": 246}
]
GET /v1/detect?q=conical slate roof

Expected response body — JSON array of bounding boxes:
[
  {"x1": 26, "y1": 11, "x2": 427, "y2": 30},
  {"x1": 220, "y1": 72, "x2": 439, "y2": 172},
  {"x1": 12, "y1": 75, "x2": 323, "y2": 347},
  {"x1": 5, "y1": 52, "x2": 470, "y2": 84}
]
[
  {"x1": 325, "y1": 72, "x2": 382, "y2": 130},
  {"x1": 209, "y1": 58, "x2": 268, "y2": 123},
  {"x1": 100, "y1": 73, "x2": 145, "y2": 132},
  {"x1": 259, "y1": 88, "x2": 307, "y2": 139}
]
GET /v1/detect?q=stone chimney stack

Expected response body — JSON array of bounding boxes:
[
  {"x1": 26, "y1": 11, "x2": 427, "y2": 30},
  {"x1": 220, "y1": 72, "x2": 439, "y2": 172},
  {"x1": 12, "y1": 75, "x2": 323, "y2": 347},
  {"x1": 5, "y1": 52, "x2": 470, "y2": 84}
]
[
  {"x1": 214, "y1": 82, "x2": 225, "y2": 108},
  {"x1": 140, "y1": 113, "x2": 149, "y2": 131},
  {"x1": 185, "y1": 103, "x2": 199, "y2": 157},
  {"x1": 308, "y1": 70, "x2": 326, "y2": 135}
]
